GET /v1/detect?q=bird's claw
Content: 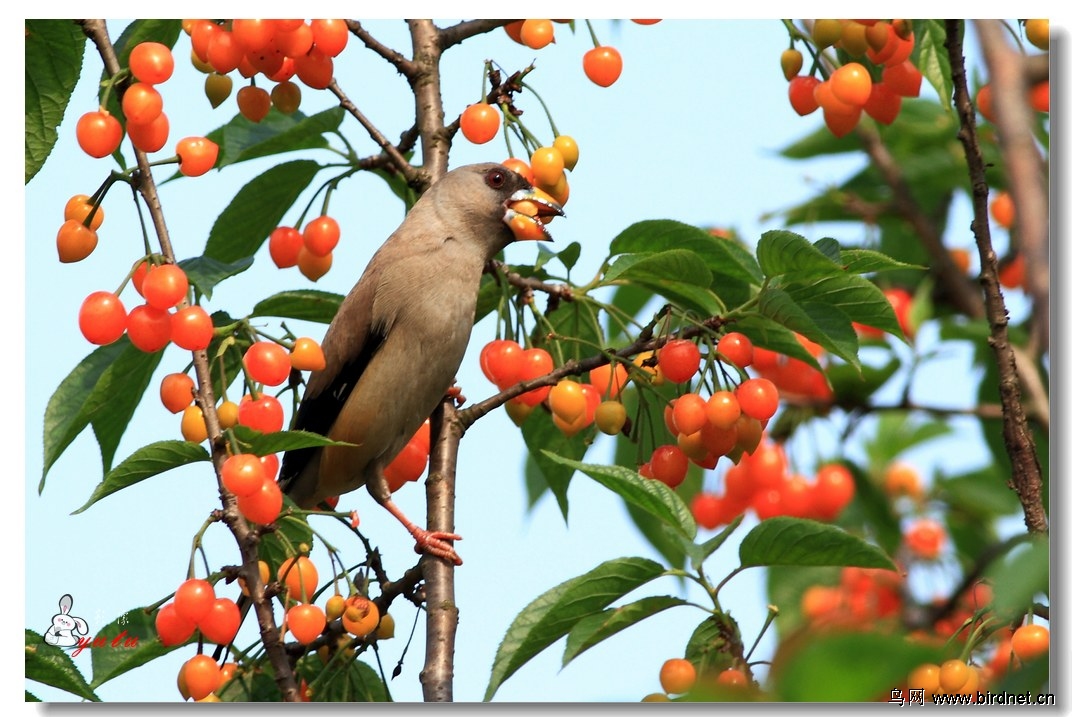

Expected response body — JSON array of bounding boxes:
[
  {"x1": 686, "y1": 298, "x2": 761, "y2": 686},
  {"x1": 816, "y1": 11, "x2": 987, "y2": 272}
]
[{"x1": 412, "y1": 529, "x2": 463, "y2": 565}]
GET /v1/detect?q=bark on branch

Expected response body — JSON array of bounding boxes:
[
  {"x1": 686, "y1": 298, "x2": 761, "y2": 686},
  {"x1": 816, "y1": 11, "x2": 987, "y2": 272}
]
[{"x1": 944, "y1": 20, "x2": 1047, "y2": 535}]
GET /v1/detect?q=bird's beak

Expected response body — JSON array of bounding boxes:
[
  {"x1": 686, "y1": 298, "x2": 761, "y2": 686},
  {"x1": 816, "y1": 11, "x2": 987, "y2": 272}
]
[{"x1": 504, "y1": 187, "x2": 565, "y2": 242}]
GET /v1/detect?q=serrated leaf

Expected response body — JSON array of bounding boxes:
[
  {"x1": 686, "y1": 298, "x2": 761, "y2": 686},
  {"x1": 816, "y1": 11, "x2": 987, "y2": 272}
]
[
  {"x1": 178, "y1": 255, "x2": 254, "y2": 300},
  {"x1": 25, "y1": 630, "x2": 100, "y2": 701},
  {"x1": 914, "y1": 20, "x2": 952, "y2": 113},
  {"x1": 88, "y1": 607, "x2": 166, "y2": 688},
  {"x1": 730, "y1": 316, "x2": 822, "y2": 370},
  {"x1": 840, "y1": 248, "x2": 925, "y2": 274},
  {"x1": 250, "y1": 289, "x2": 344, "y2": 324},
  {"x1": 210, "y1": 107, "x2": 343, "y2": 168},
  {"x1": 738, "y1": 516, "x2": 896, "y2": 570},
  {"x1": 603, "y1": 251, "x2": 726, "y2": 315},
  {"x1": 562, "y1": 596, "x2": 689, "y2": 667},
  {"x1": 25, "y1": 20, "x2": 85, "y2": 184},
  {"x1": 541, "y1": 452, "x2": 696, "y2": 540},
  {"x1": 74, "y1": 441, "x2": 210, "y2": 513},
  {"x1": 609, "y1": 219, "x2": 763, "y2": 285},
  {"x1": 521, "y1": 410, "x2": 589, "y2": 519},
  {"x1": 604, "y1": 250, "x2": 713, "y2": 287},
  {"x1": 204, "y1": 160, "x2": 322, "y2": 263},
  {"x1": 41, "y1": 339, "x2": 162, "y2": 491},
  {"x1": 756, "y1": 230, "x2": 842, "y2": 278},
  {"x1": 789, "y1": 273, "x2": 905, "y2": 344},
  {"x1": 772, "y1": 631, "x2": 942, "y2": 701},
  {"x1": 757, "y1": 288, "x2": 860, "y2": 368},
  {"x1": 485, "y1": 557, "x2": 666, "y2": 701},
  {"x1": 230, "y1": 427, "x2": 356, "y2": 455}
]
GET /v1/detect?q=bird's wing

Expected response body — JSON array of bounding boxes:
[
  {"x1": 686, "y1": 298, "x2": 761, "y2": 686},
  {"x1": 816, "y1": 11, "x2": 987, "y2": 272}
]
[{"x1": 278, "y1": 271, "x2": 387, "y2": 491}]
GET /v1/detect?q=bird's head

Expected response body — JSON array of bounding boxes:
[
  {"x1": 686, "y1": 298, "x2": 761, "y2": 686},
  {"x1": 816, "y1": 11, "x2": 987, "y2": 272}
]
[{"x1": 427, "y1": 163, "x2": 564, "y2": 250}]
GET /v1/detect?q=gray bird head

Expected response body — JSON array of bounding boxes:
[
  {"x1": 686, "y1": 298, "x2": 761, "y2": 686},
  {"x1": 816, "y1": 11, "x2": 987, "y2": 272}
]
[{"x1": 422, "y1": 163, "x2": 564, "y2": 253}]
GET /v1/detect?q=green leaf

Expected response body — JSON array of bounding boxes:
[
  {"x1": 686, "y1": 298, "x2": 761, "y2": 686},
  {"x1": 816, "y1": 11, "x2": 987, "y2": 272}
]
[
  {"x1": 230, "y1": 427, "x2": 356, "y2": 455},
  {"x1": 562, "y1": 596, "x2": 689, "y2": 667},
  {"x1": 520, "y1": 410, "x2": 589, "y2": 519},
  {"x1": 541, "y1": 452, "x2": 696, "y2": 540},
  {"x1": 555, "y1": 241, "x2": 582, "y2": 271},
  {"x1": 250, "y1": 289, "x2": 345, "y2": 324},
  {"x1": 914, "y1": 20, "x2": 952, "y2": 113},
  {"x1": 684, "y1": 613, "x2": 743, "y2": 676},
  {"x1": 295, "y1": 654, "x2": 388, "y2": 702},
  {"x1": 74, "y1": 441, "x2": 210, "y2": 514},
  {"x1": 688, "y1": 515, "x2": 744, "y2": 569},
  {"x1": 772, "y1": 631, "x2": 942, "y2": 701},
  {"x1": 211, "y1": 107, "x2": 344, "y2": 168},
  {"x1": 936, "y1": 467, "x2": 1021, "y2": 517},
  {"x1": 603, "y1": 251, "x2": 726, "y2": 315},
  {"x1": 204, "y1": 160, "x2": 322, "y2": 263},
  {"x1": 25, "y1": 20, "x2": 85, "y2": 184},
  {"x1": 178, "y1": 255, "x2": 254, "y2": 300},
  {"x1": 41, "y1": 339, "x2": 162, "y2": 491},
  {"x1": 757, "y1": 288, "x2": 860, "y2": 367},
  {"x1": 738, "y1": 516, "x2": 896, "y2": 570},
  {"x1": 485, "y1": 557, "x2": 666, "y2": 701},
  {"x1": 609, "y1": 219, "x2": 763, "y2": 285},
  {"x1": 985, "y1": 535, "x2": 1049, "y2": 617},
  {"x1": 88, "y1": 607, "x2": 166, "y2": 688},
  {"x1": 259, "y1": 503, "x2": 314, "y2": 577},
  {"x1": 730, "y1": 316, "x2": 822, "y2": 370},
  {"x1": 840, "y1": 461, "x2": 902, "y2": 557},
  {"x1": 840, "y1": 248, "x2": 925, "y2": 274},
  {"x1": 826, "y1": 356, "x2": 901, "y2": 406},
  {"x1": 865, "y1": 411, "x2": 953, "y2": 469},
  {"x1": 604, "y1": 250, "x2": 712, "y2": 287},
  {"x1": 784, "y1": 273, "x2": 905, "y2": 340},
  {"x1": 25, "y1": 630, "x2": 100, "y2": 701},
  {"x1": 757, "y1": 230, "x2": 842, "y2": 278},
  {"x1": 217, "y1": 665, "x2": 285, "y2": 702},
  {"x1": 545, "y1": 299, "x2": 604, "y2": 366}
]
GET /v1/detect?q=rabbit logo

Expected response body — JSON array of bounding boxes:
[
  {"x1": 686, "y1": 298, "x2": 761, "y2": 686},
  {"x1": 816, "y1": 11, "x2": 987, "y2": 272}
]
[{"x1": 43, "y1": 594, "x2": 90, "y2": 648}]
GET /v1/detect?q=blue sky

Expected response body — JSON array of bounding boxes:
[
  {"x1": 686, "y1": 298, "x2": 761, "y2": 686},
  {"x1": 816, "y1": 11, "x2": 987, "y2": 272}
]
[{"x1": 17, "y1": 15, "x2": 1062, "y2": 706}]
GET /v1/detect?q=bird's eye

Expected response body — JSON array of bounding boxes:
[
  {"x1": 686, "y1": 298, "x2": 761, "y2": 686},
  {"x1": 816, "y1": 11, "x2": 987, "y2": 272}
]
[{"x1": 485, "y1": 169, "x2": 507, "y2": 189}]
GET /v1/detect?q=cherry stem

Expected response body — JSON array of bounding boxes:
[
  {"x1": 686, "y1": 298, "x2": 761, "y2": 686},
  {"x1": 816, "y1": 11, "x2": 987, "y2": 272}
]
[{"x1": 584, "y1": 19, "x2": 601, "y2": 48}]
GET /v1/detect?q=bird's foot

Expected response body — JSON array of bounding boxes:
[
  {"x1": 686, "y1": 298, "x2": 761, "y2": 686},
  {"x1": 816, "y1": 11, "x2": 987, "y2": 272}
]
[{"x1": 410, "y1": 527, "x2": 463, "y2": 565}]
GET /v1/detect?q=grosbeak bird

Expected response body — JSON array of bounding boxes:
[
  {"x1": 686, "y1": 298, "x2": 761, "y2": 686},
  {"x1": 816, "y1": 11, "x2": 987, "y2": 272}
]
[{"x1": 278, "y1": 163, "x2": 563, "y2": 565}]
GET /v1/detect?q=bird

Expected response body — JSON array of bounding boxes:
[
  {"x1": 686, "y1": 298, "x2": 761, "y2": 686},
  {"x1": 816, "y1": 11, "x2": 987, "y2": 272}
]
[{"x1": 278, "y1": 163, "x2": 564, "y2": 566}]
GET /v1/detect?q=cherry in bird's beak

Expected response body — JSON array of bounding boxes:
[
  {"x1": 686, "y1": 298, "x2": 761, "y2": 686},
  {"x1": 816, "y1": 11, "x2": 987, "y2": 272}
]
[{"x1": 503, "y1": 187, "x2": 565, "y2": 242}]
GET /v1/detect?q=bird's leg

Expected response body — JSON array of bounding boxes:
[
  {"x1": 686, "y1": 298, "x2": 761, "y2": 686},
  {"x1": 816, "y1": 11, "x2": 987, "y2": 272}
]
[{"x1": 366, "y1": 471, "x2": 463, "y2": 565}]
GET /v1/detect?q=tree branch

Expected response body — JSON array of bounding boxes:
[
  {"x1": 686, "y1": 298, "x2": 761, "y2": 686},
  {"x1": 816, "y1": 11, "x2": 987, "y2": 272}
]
[
  {"x1": 974, "y1": 20, "x2": 1050, "y2": 352},
  {"x1": 420, "y1": 400, "x2": 461, "y2": 702},
  {"x1": 327, "y1": 79, "x2": 418, "y2": 183},
  {"x1": 438, "y1": 19, "x2": 514, "y2": 50},
  {"x1": 78, "y1": 18, "x2": 299, "y2": 702},
  {"x1": 945, "y1": 20, "x2": 1046, "y2": 535},
  {"x1": 346, "y1": 20, "x2": 416, "y2": 77},
  {"x1": 407, "y1": 19, "x2": 450, "y2": 187}
]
